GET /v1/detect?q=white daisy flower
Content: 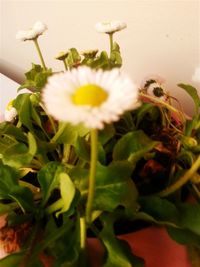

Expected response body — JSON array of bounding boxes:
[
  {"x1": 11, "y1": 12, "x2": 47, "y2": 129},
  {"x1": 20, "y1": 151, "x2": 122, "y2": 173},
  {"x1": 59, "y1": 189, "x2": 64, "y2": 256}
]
[
  {"x1": 192, "y1": 66, "x2": 200, "y2": 83},
  {"x1": 141, "y1": 75, "x2": 166, "y2": 99},
  {"x1": 95, "y1": 21, "x2": 127, "y2": 34},
  {"x1": 16, "y1": 21, "x2": 47, "y2": 41},
  {"x1": 4, "y1": 100, "x2": 17, "y2": 122},
  {"x1": 42, "y1": 67, "x2": 139, "y2": 129},
  {"x1": 55, "y1": 51, "x2": 69, "y2": 61},
  {"x1": 81, "y1": 49, "x2": 98, "y2": 58}
]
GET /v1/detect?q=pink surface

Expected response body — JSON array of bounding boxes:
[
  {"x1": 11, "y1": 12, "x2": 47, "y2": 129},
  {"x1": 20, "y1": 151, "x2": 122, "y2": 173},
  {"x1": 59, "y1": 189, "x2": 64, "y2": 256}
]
[
  {"x1": 87, "y1": 227, "x2": 192, "y2": 267},
  {"x1": 0, "y1": 215, "x2": 193, "y2": 266}
]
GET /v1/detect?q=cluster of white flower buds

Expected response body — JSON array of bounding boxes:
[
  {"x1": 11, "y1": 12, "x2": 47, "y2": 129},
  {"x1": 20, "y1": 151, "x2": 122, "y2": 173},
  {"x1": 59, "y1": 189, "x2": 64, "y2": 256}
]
[
  {"x1": 16, "y1": 21, "x2": 47, "y2": 41},
  {"x1": 94, "y1": 20, "x2": 127, "y2": 34}
]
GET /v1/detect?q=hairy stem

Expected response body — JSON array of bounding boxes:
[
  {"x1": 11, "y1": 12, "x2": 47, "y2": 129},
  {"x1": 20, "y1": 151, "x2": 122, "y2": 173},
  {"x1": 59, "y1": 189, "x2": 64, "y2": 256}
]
[
  {"x1": 80, "y1": 217, "x2": 86, "y2": 250},
  {"x1": 109, "y1": 33, "x2": 114, "y2": 57},
  {"x1": 86, "y1": 129, "x2": 98, "y2": 224},
  {"x1": 158, "y1": 155, "x2": 200, "y2": 197},
  {"x1": 33, "y1": 38, "x2": 47, "y2": 70},
  {"x1": 63, "y1": 59, "x2": 68, "y2": 70}
]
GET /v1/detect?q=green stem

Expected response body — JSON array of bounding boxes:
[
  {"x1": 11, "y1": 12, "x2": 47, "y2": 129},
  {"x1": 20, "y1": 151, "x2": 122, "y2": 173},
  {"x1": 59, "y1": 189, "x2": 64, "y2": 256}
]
[
  {"x1": 140, "y1": 92, "x2": 187, "y2": 120},
  {"x1": 33, "y1": 38, "x2": 47, "y2": 69},
  {"x1": 20, "y1": 223, "x2": 40, "y2": 267},
  {"x1": 62, "y1": 144, "x2": 71, "y2": 163},
  {"x1": 39, "y1": 103, "x2": 57, "y2": 135},
  {"x1": 46, "y1": 198, "x2": 63, "y2": 213},
  {"x1": 109, "y1": 33, "x2": 113, "y2": 57},
  {"x1": 191, "y1": 184, "x2": 200, "y2": 199},
  {"x1": 51, "y1": 122, "x2": 66, "y2": 143},
  {"x1": 80, "y1": 217, "x2": 86, "y2": 249},
  {"x1": 158, "y1": 155, "x2": 200, "y2": 197},
  {"x1": 19, "y1": 180, "x2": 40, "y2": 194},
  {"x1": 86, "y1": 129, "x2": 98, "y2": 224},
  {"x1": 63, "y1": 59, "x2": 68, "y2": 71}
]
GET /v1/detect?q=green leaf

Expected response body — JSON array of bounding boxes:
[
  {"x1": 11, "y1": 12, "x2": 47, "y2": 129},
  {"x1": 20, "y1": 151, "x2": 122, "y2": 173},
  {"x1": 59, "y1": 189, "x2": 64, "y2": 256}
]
[
  {"x1": 14, "y1": 93, "x2": 33, "y2": 130},
  {"x1": 69, "y1": 167, "x2": 89, "y2": 193},
  {"x1": 75, "y1": 136, "x2": 90, "y2": 161},
  {"x1": 93, "y1": 162, "x2": 138, "y2": 215},
  {"x1": 9, "y1": 186, "x2": 35, "y2": 213},
  {"x1": 31, "y1": 104, "x2": 43, "y2": 128},
  {"x1": 135, "y1": 103, "x2": 157, "y2": 127},
  {"x1": 18, "y1": 63, "x2": 52, "y2": 92},
  {"x1": 139, "y1": 196, "x2": 179, "y2": 224},
  {"x1": 53, "y1": 122, "x2": 88, "y2": 145},
  {"x1": 27, "y1": 259, "x2": 45, "y2": 267},
  {"x1": 178, "y1": 203, "x2": 200, "y2": 235},
  {"x1": 33, "y1": 217, "x2": 74, "y2": 254},
  {"x1": 110, "y1": 51, "x2": 122, "y2": 67},
  {"x1": 97, "y1": 143, "x2": 106, "y2": 165},
  {"x1": 100, "y1": 217, "x2": 144, "y2": 267},
  {"x1": 98, "y1": 124, "x2": 115, "y2": 145},
  {"x1": 0, "y1": 203, "x2": 15, "y2": 215},
  {"x1": 55, "y1": 172, "x2": 76, "y2": 217},
  {"x1": 91, "y1": 51, "x2": 110, "y2": 69},
  {"x1": 113, "y1": 42, "x2": 120, "y2": 52},
  {"x1": 0, "y1": 162, "x2": 34, "y2": 212},
  {"x1": 2, "y1": 142, "x2": 34, "y2": 169},
  {"x1": 28, "y1": 132, "x2": 37, "y2": 155},
  {"x1": 133, "y1": 212, "x2": 178, "y2": 227},
  {"x1": 34, "y1": 217, "x2": 79, "y2": 267},
  {"x1": 0, "y1": 162, "x2": 18, "y2": 192},
  {"x1": 0, "y1": 122, "x2": 27, "y2": 143},
  {"x1": 38, "y1": 161, "x2": 66, "y2": 206},
  {"x1": 0, "y1": 134, "x2": 18, "y2": 154},
  {"x1": 113, "y1": 130, "x2": 159, "y2": 166},
  {"x1": 70, "y1": 161, "x2": 138, "y2": 215},
  {"x1": 167, "y1": 227, "x2": 200, "y2": 247},
  {"x1": 178, "y1": 84, "x2": 200, "y2": 114},
  {"x1": 66, "y1": 48, "x2": 81, "y2": 68},
  {"x1": 0, "y1": 252, "x2": 24, "y2": 266}
]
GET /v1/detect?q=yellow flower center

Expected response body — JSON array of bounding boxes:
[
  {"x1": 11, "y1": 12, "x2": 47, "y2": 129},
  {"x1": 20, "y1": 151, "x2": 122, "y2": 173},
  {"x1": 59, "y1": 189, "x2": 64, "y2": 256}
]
[
  {"x1": 72, "y1": 84, "x2": 108, "y2": 107},
  {"x1": 6, "y1": 100, "x2": 14, "y2": 111}
]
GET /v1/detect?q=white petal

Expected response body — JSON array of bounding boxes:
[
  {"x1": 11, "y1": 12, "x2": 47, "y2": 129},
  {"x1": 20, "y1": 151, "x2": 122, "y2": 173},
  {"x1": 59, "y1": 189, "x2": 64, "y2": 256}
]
[
  {"x1": 95, "y1": 20, "x2": 127, "y2": 34},
  {"x1": 42, "y1": 66, "x2": 139, "y2": 129},
  {"x1": 192, "y1": 67, "x2": 200, "y2": 83}
]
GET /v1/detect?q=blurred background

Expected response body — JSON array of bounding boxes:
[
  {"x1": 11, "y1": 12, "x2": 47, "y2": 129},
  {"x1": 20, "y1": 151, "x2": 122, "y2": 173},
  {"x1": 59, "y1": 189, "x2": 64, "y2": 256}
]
[{"x1": 0, "y1": 0, "x2": 200, "y2": 115}]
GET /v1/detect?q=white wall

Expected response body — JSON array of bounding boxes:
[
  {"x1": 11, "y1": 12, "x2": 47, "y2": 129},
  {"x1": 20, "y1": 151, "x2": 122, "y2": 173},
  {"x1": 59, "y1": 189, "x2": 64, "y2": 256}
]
[{"x1": 0, "y1": 0, "x2": 200, "y2": 115}]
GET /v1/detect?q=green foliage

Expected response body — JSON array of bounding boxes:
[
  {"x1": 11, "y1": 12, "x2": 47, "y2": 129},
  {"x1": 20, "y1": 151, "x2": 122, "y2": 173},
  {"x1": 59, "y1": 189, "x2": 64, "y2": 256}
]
[
  {"x1": 38, "y1": 161, "x2": 66, "y2": 206},
  {"x1": 93, "y1": 162, "x2": 138, "y2": 215},
  {"x1": 138, "y1": 196, "x2": 179, "y2": 224},
  {"x1": 99, "y1": 216, "x2": 144, "y2": 267},
  {"x1": 65, "y1": 48, "x2": 81, "y2": 69},
  {"x1": 110, "y1": 42, "x2": 122, "y2": 67},
  {"x1": 18, "y1": 63, "x2": 52, "y2": 92},
  {"x1": 1, "y1": 22, "x2": 200, "y2": 267},
  {"x1": 178, "y1": 84, "x2": 200, "y2": 115},
  {"x1": 0, "y1": 162, "x2": 34, "y2": 212},
  {"x1": 0, "y1": 253, "x2": 25, "y2": 267},
  {"x1": 113, "y1": 130, "x2": 159, "y2": 166}
]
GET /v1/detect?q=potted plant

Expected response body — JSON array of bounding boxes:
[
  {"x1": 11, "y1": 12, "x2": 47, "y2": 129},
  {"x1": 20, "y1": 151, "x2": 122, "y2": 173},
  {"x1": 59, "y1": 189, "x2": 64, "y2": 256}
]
[{"x1": 0, "y1": 21, "x2": 200, "y2": 267}]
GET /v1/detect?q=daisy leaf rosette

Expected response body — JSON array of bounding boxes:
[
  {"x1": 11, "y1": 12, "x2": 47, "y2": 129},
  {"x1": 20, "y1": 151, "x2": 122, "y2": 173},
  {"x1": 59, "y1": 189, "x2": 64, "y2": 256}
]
[{"x1": 42, "y1": 66, "x2": 140, "y2": 129}]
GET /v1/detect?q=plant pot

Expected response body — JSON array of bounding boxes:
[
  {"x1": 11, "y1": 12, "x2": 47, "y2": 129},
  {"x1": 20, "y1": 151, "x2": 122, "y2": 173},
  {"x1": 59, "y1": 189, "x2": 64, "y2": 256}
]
[
  {"x1": 87, "y1": 227, "x2": 192, "y2": 267},
  {"x1": 0, "y1": 215, "x2": 193, "y2": 267},
  {"x1": 0, "y1": 215, "x2": 53, "y2": 267}
]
